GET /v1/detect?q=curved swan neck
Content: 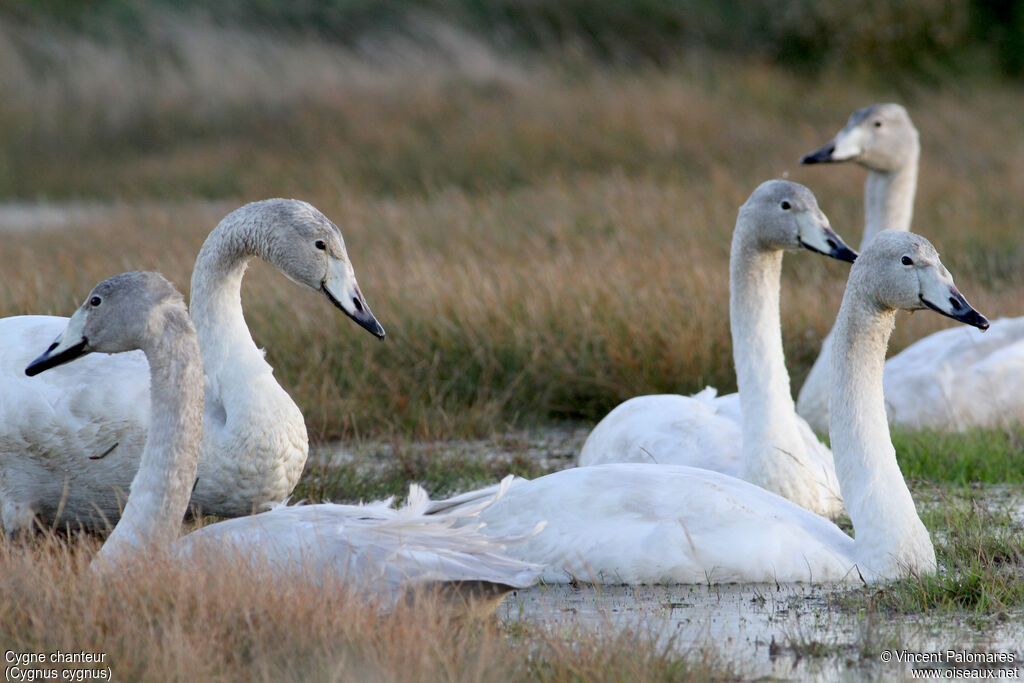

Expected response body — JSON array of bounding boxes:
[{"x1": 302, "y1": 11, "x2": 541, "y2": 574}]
[
  {"x1": 861, "y1": 147, "x2": 918, "y2": 248},
  {"x1": 95, "y1": 308, "x2": 204, "y2": 565},
  {"x1": 829, "y1": 283, "x2": 933, "y2": 573},
  {"x1": 188, "y1": 211, "x2": 268, "y2": 373},
  {"x1": 729, "y1": 225, "x2": 804, "y2": 483}
]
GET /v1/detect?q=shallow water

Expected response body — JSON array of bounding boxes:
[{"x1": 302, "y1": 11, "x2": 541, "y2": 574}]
[
  {"x1": 503, "y1": 582, "x2": 1024, "y2": 681},
  {"x1": 317, "y1": 428, "x2": 1024, "y2": 681},
  {"x1": 0, "y1": 200, "x2": 232, "y2": 233}
]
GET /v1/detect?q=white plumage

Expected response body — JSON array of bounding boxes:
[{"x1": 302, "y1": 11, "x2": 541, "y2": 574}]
[
  {"x1": 579, "y1": 181, "x2": 850, "y2": 517},
  {"x1": 1, "y1": 199, "x2": 385, "y2": 533},
  {"x1": 796, "y1": 103, "x2": 1024, "y2": 432},
  {"x1": 25, "y1": 271, "x2": 540, "y2": 600},
  {"x1": 882, "y1": 316, "x2": 1024, "y2": 430},
  {"x1": 433, "y1": 231, "x2": 988, "y2": 585}
]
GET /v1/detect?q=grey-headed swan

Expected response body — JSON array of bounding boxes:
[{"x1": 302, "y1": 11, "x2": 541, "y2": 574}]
[
  {"x1": 1, "y1": 199, "x2": 384, "y2": 534},
  {"x1": 579, "y1": 180, "x2": 855, "y2": 518},
  {"x1": 25, "y1": 272, "x2": 539, "y2": 598},
  {"x1": 436, "y1": 231, "x2": 988, "y2": 584},
  {"x1": 797, "y1": 103, "x2": 1024, "y2": 432}
]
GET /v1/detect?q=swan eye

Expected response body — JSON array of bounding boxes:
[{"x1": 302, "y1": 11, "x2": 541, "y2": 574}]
[
  {"x1": 780, "y1": 201, "x2": 791, "y2": 210},
  {"x1": 315, "y1": 239, "x2": 327, "y2": 251},
  {"x1": 873, "y1": 120, "x2": 882, "y2": 128},
  {"x1": 89, "y1": 296, "x2": 102, "y2": 307},
  {"x1": 901, "y1": 255, "x2": 914, "y2": 266}
]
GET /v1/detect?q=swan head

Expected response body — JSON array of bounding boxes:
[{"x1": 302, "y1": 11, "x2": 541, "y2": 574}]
[
  {"x1": 26, "y1": 272, "x2": 190, "y2": 376},
  {"x1": 852, "y1": 230, "x2": 989, "y2": 330},
  {"x1": 245, "y1": 199, "x2": 385, "y2": 340},
  {"x1": 739, "y1": 180, "x2": 858, "y2": 263},
  {"x1": 801, "y1": 103, "x2": 919, "y2": 173}
]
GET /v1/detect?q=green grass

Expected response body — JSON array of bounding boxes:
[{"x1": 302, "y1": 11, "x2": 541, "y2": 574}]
[
  {"x1": 294, "y1": 436, "x2": 577, "y2": 505},
  {"x1": 4, "y1": 0, "x2": 1023, "y2": 78},
  {"x1": 895, "y1": 427, "x2": 1024, "y2": 485},
  {"x1": 839, "y1": 488, "x2": 1024, "y2": 615}
]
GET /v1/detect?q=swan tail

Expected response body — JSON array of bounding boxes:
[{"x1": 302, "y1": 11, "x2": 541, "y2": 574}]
[{"x1": 423, "y1": 474, "x2": 530, "y2": 516}]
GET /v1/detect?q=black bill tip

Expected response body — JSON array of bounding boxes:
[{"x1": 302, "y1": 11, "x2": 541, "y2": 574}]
[
  {"x1": 920, "y1": 296, "x2": 990, "y2": 331},
  {"x1": 801, "y1": 142, "x2": 836, "y2": 165},
  {"x1": 829, "y1": 242, "x2": 859, "y2": 264},
  {"x1": 25, "y1": 338, "x2": 89, "y2": 376},
  {"x1": 799, "y1": 228, "x2": 858, "y2": 264},
  {"x1": 321, "y1": 285, "x2": 386, "y2": 340}
]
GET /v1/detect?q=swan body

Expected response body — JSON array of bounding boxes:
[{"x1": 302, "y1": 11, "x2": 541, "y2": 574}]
[
  {"x1": 434, "y1": 231, "x2": 989, "y2": 584},
  {"x1": 881, "y1": 316, "x2": 1024, "y2": 430},
  {"x1": 1, "y1": 199, "x2": 384, "y2": 534},
  {"x1": 25, "y1": 272, "x2": 540, "y2": 598},
  {"x1": 797, "y1": 103, "x2": 1024, "y2": 432},
  {"x1": 579, "y1": 181, "x2": 854, "y2": 518}
]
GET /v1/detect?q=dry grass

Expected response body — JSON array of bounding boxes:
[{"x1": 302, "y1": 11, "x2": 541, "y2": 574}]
[
  {"x1": 2, "y1": 16, "x2": 1024, "y2": 677},
  {"x1": 1, "y1": 15, "x2": 1023, "y2": 442},
  {"x1": 0, "y1": 535, "x2": 728, "y2": 682}
]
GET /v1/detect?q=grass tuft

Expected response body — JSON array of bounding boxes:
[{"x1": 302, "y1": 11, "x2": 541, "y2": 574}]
[
  {"x1": 0, "y1": 534, "x2": 733, "y2": 682},
  {"x1": 844, "y1": 489, "x2": 1024, "y2": 614},
  {"x1": 894, "y1": 427, "x2": 1024, "y2": 485}
]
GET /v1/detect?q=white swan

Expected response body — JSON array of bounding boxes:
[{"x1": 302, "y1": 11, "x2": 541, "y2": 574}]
[
  {"x1": 24, "y1": 272, "x2": 540, "y2": 599},
  {"x1": 578, "y1": 180, "x2": 855, "y2": 518},
  {"x1": 796, "y1": 104, "x2": 1024, "y2": 431},
  {"x1": 432, "y1": 231, "x2": 989, "y2": 584},
  {"x1": 797, "y1": 103, "x2": 919, "y2": 433},
  {"x1": 0, "y1": 199, "x2": 384, "y2": 534}
]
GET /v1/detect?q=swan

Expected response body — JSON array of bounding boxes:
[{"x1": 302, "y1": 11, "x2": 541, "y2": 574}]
[
  {"x1": 0, "y1": 199, "x2": 384, "y2": 534},
  {"x1": 24, "y1": 272, "x2": 540, "y2": 601},
  {"x1": 432, "y1": 231, "x2": 989, "y2": 584},
  {"x1": 796, "y1": 103, "x2": 919, "y2": 433},
  {"x1": 796, "y1": 104, "x2": 1024, "y2": 431},
  {"x1": 578, "y1": 180, "x2": 856, "y2": 518}
]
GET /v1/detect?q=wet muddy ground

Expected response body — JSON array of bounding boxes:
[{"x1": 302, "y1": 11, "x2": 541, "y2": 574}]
[
  {"x1": 315, "y1": 429, "x2": 1024, "y2": 681},
  {"x1": 504, "y1": 581, "x2": 1023, "y2": 680}
]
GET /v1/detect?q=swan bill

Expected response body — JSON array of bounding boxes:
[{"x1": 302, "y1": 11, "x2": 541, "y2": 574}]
[
  {"x1": 798, "y1": 225, "x2": 858, "y2": 264},
  {"x1": 919, "y1": 295, "x2": 990, "y2": 331},
  {"x1": 801, "y1": 142, "x2": 837, "y2": 165},
  {"x1": 26, "y1": 307, "x2": 92, "y2": 376},
  {"x1": 320, "y1": 283, "x2": 386, "y2": 339},
  {"x1": 25, "y1": 337, "x2": 89, "y2": 376}
]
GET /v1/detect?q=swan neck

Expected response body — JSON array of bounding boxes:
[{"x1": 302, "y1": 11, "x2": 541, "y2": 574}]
[
  {"x1": 829, "y1": 288, "x2": 932, "y2": 573},
  {"x1": 188, "y1": 213, "x2": 264, "y2": 372},
  {"x1": 862, "y1": 151, "x2": 918, "y2": 248},
  {"x1": 95, "y1": 311, "x2": 203, "y2": 565},
  {"x1": 800, "y1": 144, "x2": 919, "y2": 429},
  {"x1": 729, "y1": 227, "x2": 804, "y2": 481}
]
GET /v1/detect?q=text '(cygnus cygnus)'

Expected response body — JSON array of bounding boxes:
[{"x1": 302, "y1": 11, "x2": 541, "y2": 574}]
[
  {"x1": 579, "y1": 180, "x2": 854, "y2": 517},
  {"x1": 2, "y1": 199, "x2": 383, "y2": 534},
  {"x1": 432, "y1": 231, "x2": 988, "y2": 584},
  {"x1": 25, "y1": 272, "x2": 540, "y2": 603}
]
